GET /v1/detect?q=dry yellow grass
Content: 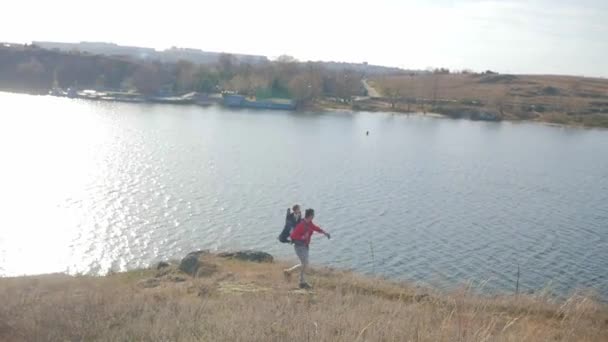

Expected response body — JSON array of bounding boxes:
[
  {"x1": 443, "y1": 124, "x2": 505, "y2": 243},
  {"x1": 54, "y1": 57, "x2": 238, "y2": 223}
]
[
  {"x1": 368, "y1": 73, "x2": 608, "y2": 127},
  {"x1": 1, "y1": 255, "x2": 606, "y2": 341}
]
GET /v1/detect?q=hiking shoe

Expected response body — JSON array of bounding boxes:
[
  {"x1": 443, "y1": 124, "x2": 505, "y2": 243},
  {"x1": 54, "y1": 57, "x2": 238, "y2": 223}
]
[
  {"x1": 299, "y1": 282, "x2": 312, "y2": 289},
  {"x1": 283, "y1": 270, "x2": 292, "y2": 282}
]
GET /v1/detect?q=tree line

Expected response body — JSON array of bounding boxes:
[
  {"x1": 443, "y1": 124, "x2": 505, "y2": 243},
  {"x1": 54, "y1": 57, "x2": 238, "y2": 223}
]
[{"x1": 0, "y1": 45, "x2": 366, "y2": 106}]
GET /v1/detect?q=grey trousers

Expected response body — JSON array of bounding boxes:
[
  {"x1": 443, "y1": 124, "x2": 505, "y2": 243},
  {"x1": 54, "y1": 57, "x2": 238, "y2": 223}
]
[{"x1": 287, "y1": 243, "x2": 309, "y2": 284}]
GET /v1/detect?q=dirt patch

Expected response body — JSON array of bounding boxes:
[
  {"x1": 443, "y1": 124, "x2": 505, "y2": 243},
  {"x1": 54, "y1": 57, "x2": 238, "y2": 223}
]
[{"x1": 218, "y1": 282, "x2": 271, "y2": 294}]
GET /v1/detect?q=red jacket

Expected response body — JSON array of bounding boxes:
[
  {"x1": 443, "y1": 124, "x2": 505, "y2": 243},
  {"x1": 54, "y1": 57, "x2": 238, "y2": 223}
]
[{"x1": 290, "y1": 220, "x2": 326, "y2": 247}]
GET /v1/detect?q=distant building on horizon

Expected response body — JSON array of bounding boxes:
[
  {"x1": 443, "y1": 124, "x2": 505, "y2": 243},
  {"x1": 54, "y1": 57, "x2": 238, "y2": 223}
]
[{"x1": 32, "y1": 41, "x2": 269, "y2": 66}]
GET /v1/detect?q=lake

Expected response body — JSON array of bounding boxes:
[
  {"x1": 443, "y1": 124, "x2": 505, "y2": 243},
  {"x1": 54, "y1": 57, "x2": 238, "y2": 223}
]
[{"x1": 1, "y1": 92, "x2": 607, "y2": 299}]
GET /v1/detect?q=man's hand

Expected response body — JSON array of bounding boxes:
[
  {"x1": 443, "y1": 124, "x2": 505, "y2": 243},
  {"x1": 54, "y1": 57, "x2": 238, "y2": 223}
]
[{"x1": 325, "y1": 232, "x2": 331, "y2": 240}]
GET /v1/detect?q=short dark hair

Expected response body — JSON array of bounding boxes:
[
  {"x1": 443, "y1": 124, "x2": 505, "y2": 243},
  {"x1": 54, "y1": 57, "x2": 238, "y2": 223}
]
[
  {"x1": 304, "y1": 208, "x2": 315, "y2": 218},
  {"x1": 292, "y1": 204, "x2": 300, "y2": 211}
]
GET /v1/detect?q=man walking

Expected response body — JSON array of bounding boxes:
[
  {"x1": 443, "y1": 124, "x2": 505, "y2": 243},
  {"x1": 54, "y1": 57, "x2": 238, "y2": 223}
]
[{"x1": 283, "y1": 208, "x2": 330, "y2": 289}]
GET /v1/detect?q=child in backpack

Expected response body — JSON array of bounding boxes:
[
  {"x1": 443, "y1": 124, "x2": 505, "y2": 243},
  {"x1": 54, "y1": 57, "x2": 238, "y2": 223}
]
[{"x1": 278, "y1": 204, "x2": 301, "y2": 243}]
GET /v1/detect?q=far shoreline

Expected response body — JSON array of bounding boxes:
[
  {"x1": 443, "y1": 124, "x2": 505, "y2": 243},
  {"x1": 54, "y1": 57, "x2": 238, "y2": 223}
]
[
  {"x1": 309, "y1": 98, "x2": 608, "y2": 130},
  {"x1": 2, "y1": 89, "x2": 607, "y2": 130}
]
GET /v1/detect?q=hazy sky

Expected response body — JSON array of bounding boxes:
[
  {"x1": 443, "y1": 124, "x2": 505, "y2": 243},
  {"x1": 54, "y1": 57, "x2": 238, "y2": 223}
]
[{"x1": 2, "y1": 0, "x2": 607, "y2": 76}]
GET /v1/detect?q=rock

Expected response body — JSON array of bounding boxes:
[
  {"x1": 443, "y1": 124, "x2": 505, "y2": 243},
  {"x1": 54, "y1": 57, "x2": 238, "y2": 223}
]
[
  {"x1": 179, "y1": 250, "x2": 208, "y2": 275},
  {"x1": 217, "y1": 250, "x2": 274, "y2": 263},
  {"x1": 178, "y1": 250, "x2": 217, "y2": 277},
  {"x1": 156, "y1": 261, "x2": 170, "y2": 270}
]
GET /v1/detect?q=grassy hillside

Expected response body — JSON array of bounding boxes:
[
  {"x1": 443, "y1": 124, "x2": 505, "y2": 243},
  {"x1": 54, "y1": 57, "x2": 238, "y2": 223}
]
[
  {"x1": 1, "y1": 253, "x2": 606, "y2": 341},
  {"x1": 368, "y1": 73, "x2": 608, "y2": 127}
]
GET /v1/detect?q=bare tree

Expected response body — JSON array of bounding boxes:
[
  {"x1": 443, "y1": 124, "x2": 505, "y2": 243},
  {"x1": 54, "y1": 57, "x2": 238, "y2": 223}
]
[
  {"x1": 133, "y1": 63, "x2": 163, "y2": 96},
  {"x1": 381, "y1": 76, "x2": 402, "y2": 109},
  {"x1": 288, "y1": 64, "x2": 322, "y2": 105},
  {"x1": 333, "y1": 69, "x2": 361, "y2": 103},
  {"x1": 218, "y1": 53, "x2": 237, "y2": 80},
  {"x1": 431, "y1": 75, "x2": 439, "y2": 105},
  {"x1": 493, "y1": 84, "x2": 509, "y2": 119},
  {"x1": 175, "y1": 60, "x2": 197, "y2": 92},
  {"x1": 275, "y1": 56, "x2": 299, "y2": 87},
  {"x1": 276, "y1": 55, "x2": 298, "y2": 63},
  {"x1": 16, "y1": 57, "x2": 45, "y2": 79}
]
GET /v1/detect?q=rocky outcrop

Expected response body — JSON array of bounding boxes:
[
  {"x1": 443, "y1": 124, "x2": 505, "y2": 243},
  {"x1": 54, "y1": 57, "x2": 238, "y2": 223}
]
[
  {"x1": 166, "y1": 250, "x2": 274, "y2": 278},
  {"x1": 178, "y1": 250, "x2": 218, "y2": 277},
  {"x1": 179, "y1": 250, "x2": 207, "y2": 275},
  {"x1": 217, "y1": 250, "x2": 274, "y2": 263}
]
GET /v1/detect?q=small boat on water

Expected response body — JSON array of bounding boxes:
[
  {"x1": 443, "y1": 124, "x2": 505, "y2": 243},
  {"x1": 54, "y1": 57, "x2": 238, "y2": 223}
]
[
  {"x1": 48, "y1": 88, "x2": 217, "y2": 108},
  {"x1": 49, "y1": 87, "x2": 146, "y2": 103},
  {"x1": 149, "y1": 92, "x2": 217, "y2": 106},
  {"x1": 48, "y1": 88, "x2": 67, "y2": 97},
  {"x1": 148, "y1": 95, "x2": 195, "y2": 105},
  {"x1": 99, "y1": 95, "x2": 145, "y2": 103},
  {"x1": 78, "y1": 89, "x2": 107, "y2": 100}
]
